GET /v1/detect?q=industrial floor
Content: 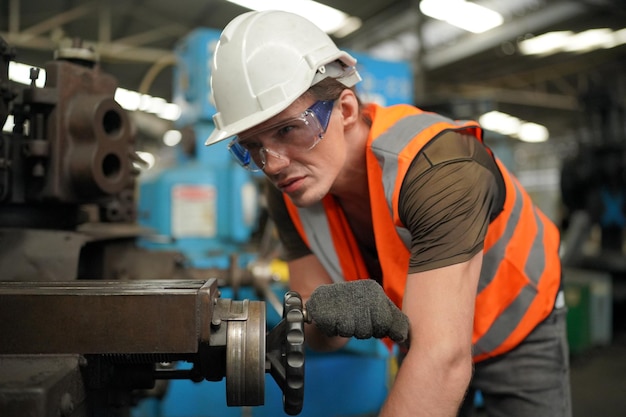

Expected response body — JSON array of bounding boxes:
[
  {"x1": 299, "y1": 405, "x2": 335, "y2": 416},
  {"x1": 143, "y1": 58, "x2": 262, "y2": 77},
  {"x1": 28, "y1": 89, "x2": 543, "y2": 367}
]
[
  {"x1": 569, "y1": 298, "x2": 626, "y2": 417},
  {"x1": 570, "y1": 331, "x2": 626, "y2": 417}
]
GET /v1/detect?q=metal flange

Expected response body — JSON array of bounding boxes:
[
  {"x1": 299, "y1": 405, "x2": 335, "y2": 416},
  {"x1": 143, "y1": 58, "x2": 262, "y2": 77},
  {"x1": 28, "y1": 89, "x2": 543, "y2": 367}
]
[{"x1": 224, "y1": 299, "x2": 266, "y2": 406}]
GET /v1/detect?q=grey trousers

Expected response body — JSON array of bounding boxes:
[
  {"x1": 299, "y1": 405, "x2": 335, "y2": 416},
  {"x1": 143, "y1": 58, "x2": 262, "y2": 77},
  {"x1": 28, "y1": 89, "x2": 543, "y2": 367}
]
[{"x1": 458, "y1": 306, "x2": 572, "y2": 417}]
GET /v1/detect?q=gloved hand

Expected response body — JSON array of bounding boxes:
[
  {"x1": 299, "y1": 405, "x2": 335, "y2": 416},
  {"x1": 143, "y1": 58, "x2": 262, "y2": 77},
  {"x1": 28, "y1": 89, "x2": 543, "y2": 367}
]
[{"x1": 305, "y1": 279, "x2": 410, "y2": 344}]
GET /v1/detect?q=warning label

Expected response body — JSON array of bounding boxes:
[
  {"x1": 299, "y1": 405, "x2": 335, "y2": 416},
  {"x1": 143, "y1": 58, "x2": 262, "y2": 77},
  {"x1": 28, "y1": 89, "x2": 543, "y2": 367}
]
[{"x1": 171, "y1": 184, "x2": 217, "y2": 238}]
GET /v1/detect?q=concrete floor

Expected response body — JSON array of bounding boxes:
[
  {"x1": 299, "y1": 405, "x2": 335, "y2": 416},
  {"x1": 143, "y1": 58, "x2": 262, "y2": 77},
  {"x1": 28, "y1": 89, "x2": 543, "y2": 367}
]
[
  {"x1": 570, "y1": 298, "x2": 626, "y2": 417},
  {"x1": 570, "y1": 333, "x2": 626, "y2": 417}
]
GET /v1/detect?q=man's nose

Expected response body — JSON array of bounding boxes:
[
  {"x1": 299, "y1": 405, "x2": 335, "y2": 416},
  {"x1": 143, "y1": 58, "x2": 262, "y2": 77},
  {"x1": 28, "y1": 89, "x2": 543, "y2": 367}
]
[{"x1": 262, "y1": 148, "x2": 290, "y2": 173}]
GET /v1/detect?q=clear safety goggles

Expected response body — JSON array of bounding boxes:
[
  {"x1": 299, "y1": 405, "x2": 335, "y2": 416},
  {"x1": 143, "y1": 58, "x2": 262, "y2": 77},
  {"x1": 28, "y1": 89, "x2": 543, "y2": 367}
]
[{"x1": 228, "y1": 100, "x2": 335, "y2": 172}]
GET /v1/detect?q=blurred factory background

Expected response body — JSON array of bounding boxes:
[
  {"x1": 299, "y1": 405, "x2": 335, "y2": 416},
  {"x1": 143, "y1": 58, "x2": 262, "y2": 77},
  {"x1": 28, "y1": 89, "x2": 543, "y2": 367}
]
[{"x1": 1, "y1": 0, "x2": 626, "y2": 416}]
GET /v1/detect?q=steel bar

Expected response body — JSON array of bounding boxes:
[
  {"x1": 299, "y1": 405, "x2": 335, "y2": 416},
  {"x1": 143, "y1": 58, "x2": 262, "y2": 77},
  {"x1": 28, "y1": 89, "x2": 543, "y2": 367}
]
[{"x1": 0, "y1": 279, "x2": 218, "y2": 354}]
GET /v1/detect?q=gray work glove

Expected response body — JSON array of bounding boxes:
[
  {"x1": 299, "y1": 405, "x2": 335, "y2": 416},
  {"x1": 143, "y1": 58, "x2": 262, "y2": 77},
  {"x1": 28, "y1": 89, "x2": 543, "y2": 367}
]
[{"x1": 305, "y1": 279, "x2": 410, "y2": 344}]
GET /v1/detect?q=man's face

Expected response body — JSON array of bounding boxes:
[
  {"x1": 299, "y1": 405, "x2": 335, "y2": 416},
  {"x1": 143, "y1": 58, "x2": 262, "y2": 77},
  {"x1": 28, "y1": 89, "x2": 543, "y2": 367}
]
[{"x1": 240, "y1": 97, "x2": 347, "y2": 207}]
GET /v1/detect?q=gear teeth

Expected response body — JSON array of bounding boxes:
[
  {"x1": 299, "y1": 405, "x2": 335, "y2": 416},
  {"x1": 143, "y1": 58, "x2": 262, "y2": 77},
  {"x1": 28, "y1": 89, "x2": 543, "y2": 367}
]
[{"x1": 282, "y1": 291, "x2": 305, "y2": 415}]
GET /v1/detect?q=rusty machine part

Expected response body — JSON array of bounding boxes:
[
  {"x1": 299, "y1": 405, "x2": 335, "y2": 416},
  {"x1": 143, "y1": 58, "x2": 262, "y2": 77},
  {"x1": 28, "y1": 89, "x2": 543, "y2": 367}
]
[
  {"x1": 0, "y1": 38, "x2": 138, "y2": 227},
  {"x1": 0, "y1": 279, "x2": 306, "y2": 416},
  {"x1": 0, "y1": 37, "x2": 306, "y2": 417},
  {"x1": 0, "y1": 35, "x2": 165, "y2": 283}
]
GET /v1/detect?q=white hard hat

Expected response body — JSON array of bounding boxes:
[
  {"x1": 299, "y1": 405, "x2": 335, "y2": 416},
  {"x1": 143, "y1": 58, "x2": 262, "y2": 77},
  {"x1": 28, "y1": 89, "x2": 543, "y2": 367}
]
[{"x1": 205, "y1": 10, "x2": 361, "y2": 146}]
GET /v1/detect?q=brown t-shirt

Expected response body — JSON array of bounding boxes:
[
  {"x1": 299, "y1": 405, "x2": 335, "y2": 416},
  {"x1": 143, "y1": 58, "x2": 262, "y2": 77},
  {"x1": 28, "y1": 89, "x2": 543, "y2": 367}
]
[{"x1": 265, "y1": 130, "x2": 505, "y2": 277}]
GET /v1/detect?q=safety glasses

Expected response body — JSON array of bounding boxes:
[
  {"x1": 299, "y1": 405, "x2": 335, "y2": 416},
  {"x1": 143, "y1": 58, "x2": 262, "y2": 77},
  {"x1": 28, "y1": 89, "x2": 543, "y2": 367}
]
[{"x1": 228, "y1": 100, "x2": 335, "y2": 172}]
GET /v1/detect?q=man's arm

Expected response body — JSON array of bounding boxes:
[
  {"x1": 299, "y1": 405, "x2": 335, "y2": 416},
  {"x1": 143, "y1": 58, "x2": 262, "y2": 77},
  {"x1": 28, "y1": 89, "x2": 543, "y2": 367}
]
[{"x1": 379, "y1": 251, "x2": 482, "y2": 417}]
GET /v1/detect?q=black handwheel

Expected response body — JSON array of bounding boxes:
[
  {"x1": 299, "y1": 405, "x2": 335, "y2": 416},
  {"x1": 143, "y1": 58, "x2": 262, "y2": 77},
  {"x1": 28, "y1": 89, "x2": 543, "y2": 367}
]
[{"x1": 266, "y1": 290, "x2": 305, "y2": 415}]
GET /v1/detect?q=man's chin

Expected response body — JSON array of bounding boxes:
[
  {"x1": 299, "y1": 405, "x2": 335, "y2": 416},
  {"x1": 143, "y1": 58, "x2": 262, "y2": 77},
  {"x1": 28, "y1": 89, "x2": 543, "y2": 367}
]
[{"x1": 287, "y1": 190, "x2": 326, "y2": 208}]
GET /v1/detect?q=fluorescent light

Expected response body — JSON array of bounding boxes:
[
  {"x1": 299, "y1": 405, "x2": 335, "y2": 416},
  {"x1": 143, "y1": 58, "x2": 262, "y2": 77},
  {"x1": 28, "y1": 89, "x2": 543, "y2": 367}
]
[
  {"x1": 135, "y1": 151, "x2": 156, "y2": 170},
  {"x1": 8, "y1": 60, "x2": 180, "y2": 122},
  {"x1": 518, "y1": 31, "x2": 572, "y2": 55},
  {"x1": 8, "y1": 62, "x2": 46, "y2": 87},
  {"x1": 333, "y1": 16, "x2": 363, "y2": 38},
  {"x1": 2, "y1": 115, "x2": 14, "y2": 132},
  {"x1": 163, "y1": 129, "x2": 182, "y2": 147},
  {"x1": 479, "y1": 111, "x2": 549, "y2": 143},
  {"x1": 518, "y1": 122, "x2": 549, "y2": 143},
  {"x1": 157, "y1": 103, "x2": 182, "y2": 121},
  {"x1": 519, "y1": 28, "x2": 626, "y2": 55},
  {"x1": 479, "y1": 111, "x2": 519, "y2": 135},
  {"x1": 564, "y1": 29, "x2": 616, "y2": 53},
  {"x1": 114, "y1": 88, "x2": 181, "y2": 121},
  {"x1": 225, "y1": 0, "x2": 361, "y2": 37},
  {"x1": 420, "y1": 0, "x2": 503, "y2": 34}
]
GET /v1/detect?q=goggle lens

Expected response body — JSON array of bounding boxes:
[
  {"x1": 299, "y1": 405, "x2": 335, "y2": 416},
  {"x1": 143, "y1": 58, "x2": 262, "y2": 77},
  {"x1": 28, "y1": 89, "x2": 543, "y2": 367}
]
[{"x1": 228, "y1": 100, "x2": 334, "y2": 172}]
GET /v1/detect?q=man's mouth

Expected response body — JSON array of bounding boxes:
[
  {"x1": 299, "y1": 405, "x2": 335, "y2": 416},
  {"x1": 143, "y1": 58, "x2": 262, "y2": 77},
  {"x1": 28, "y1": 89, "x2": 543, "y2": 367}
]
[{"x1": 277, "y1": 177, "x2": 304, "y2": 193}]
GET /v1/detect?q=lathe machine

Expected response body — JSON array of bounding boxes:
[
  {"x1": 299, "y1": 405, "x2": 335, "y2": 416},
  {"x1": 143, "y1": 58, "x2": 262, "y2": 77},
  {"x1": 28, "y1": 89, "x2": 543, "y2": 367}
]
[{"x1": 0, "y1": 36, "x2": 305, "y2": 417}]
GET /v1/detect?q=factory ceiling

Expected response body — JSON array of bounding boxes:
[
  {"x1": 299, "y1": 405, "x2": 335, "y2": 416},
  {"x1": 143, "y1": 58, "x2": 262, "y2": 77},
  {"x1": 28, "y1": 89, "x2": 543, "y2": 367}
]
[{"x1": 2, "y1": 0, "x2": 626, "y2": 144}]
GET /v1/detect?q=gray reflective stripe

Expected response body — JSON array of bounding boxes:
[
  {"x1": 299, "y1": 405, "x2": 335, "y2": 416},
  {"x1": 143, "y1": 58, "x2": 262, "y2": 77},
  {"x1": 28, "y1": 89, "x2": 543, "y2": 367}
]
[
  {"x1": 373, "y1": 113, "x2": 474, "y2": 211},
  {"x1": 473, "y1": 285, "x2": 537, "y2": 356},
  {"x1": 373, "y1": 115, "x2": 434, "y2": 211},
  {"x1": 525, "y1": 207, "x2": 545, "y2": 285},
  {"x1": 373, "y1": 113, "x2": 474, "y2": 248},
  {"x1": 296, "y1": 203, "x2": 345, "y2": 283},
  {"x1": 473, "y1": 183, "x2": 548, "y2": 355},
  {"x1": 396, "y1": 227, "x2": 412, "y2": 249},
  {"x1": 477, "y1": 177, "x2": 523, "y2": 293}
]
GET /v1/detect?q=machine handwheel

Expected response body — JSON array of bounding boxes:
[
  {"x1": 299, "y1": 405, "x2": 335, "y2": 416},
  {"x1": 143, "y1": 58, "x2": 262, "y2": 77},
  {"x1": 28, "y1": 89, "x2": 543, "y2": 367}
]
[
  {"x1": 281, "y1": 291, "x2": 306, "y2": 415},
  {"x1": 266, "y1": 290, "x2": 306, "y2": 415}
]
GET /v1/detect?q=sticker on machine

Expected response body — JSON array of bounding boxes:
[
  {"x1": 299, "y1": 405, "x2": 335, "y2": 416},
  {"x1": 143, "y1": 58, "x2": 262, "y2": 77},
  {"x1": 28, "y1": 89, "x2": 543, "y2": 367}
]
[{"x1": 171, "y1": 184, "x2": 217, "y2": 238}]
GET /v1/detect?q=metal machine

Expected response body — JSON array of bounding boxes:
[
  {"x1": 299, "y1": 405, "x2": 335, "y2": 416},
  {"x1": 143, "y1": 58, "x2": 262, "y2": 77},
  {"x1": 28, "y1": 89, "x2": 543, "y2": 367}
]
[{"x1": 0, "y1": 37, "x2": 305, "y2": 417}]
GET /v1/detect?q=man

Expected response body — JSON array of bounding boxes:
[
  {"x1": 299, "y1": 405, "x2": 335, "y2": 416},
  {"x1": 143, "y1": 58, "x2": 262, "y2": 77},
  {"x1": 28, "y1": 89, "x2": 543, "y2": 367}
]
[{"x1": 206, "y1": 10, "x2": 571, "y2": 417}]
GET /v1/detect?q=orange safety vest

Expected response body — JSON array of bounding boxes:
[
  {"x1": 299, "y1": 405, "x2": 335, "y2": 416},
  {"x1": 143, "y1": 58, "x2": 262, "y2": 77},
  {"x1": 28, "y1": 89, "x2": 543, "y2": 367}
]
[{"x1": 284, "y1": 103, "x2": 562, "y2": 362}]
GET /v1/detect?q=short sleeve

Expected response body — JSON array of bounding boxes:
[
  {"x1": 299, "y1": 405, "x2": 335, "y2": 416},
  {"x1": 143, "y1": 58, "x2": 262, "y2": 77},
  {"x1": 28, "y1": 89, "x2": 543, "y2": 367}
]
[{"x1": 398, "y1": 131, "x2": 505, "y2": 273}]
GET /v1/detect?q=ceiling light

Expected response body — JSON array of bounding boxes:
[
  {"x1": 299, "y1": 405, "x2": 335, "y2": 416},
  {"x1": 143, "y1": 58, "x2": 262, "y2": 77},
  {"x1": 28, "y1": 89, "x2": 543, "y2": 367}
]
[
  {"x1": 225, "y1": 0, "x2": 361, "y2": 37},
  {"x1": 564, "y1": 29, "x2": 614, "y2": 53},
  {"x1": 114, "y1": 88, "x2": 181, "y2": 121},
  {"x1": 420, "y1": 0, "x2": 503, "y2": 34},
  {"x1": 519, "y1": 28, "x2": 626, "y2": 55},
  {"x1": 8, "y1": 60, "x2": 180, "y2": 122},
  {"x1": 135, "y1": 151, "x2": 156, "y2": 170},
  {"x1": 518, "y1": 31, "x2": 572, "y2": 55},
  {"x1": 2, "y1": 115, "x2": 14, "y2": 132},
  {"x1": 479, "y1": 111, "x2": 549, "y2": 143},
  {"x1": 518, "y1": 122, "x2": 549, "y2": 143},
  {"x1": 163, "y1": 130, "x2": 183, "y2": 147},
  {"x1": 8, "y1": 62, "x2": 46, "y2": 87}
]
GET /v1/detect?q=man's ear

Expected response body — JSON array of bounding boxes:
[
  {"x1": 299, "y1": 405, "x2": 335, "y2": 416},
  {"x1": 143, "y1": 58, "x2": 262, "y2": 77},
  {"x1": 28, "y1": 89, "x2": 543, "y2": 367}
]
[{"x1": 338, "y1": 89, "x2": 360, "y2": 128}]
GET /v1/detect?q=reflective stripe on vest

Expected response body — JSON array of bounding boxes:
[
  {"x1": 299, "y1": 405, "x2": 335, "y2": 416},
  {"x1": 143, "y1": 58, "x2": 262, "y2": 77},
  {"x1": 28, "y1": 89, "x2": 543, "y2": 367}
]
[
  {"x1": 296, "y1": 201, "x2": 344, "y2": 283},
  {"x1": 472, "y1": 173, "x2": 546, "y2": 356},
  {"x1": 291, "y1": 195, "x2": 370, "y2": 284}
]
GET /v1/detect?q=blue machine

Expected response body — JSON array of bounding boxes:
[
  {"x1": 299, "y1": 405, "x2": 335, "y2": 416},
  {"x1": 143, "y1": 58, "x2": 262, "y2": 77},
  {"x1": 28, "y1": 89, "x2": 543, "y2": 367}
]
[
  {"x1": 134, "y1": 28, "x2": 414, "y2": 417},
  {"x1": 137, "y1": 29, "x2": 259, "y2": 270},
  {"x1": 351, "y1": 50, "x2": 414, "y2": 106}
]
